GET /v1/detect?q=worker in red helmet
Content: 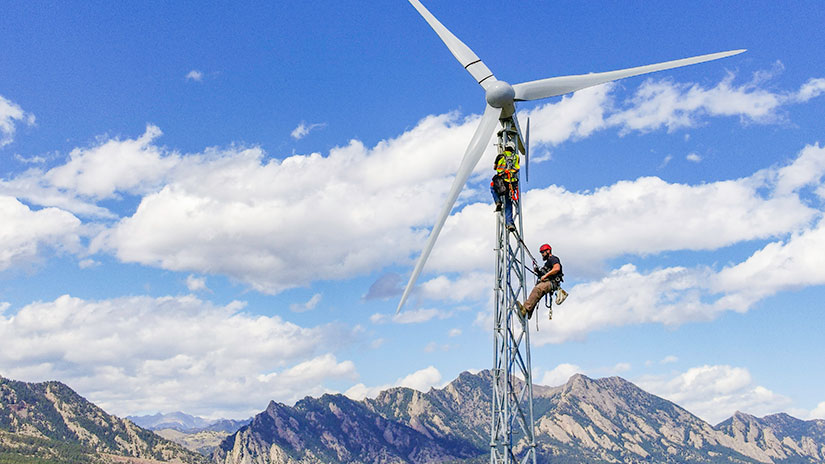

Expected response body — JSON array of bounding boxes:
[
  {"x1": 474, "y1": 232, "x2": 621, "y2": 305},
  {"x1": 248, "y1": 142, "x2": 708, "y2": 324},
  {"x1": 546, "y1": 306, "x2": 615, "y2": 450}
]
[{"x1": 517, "y1": 243, "x2": 567, "y2": 319}]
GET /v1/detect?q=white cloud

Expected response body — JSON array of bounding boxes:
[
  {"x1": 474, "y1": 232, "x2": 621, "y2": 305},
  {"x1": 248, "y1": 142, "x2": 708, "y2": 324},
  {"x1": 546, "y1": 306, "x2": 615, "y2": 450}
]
[
  {"x1": 612, "y1": 362, "x2": 632, "y2": 373},
  {"x1": 521, "y1": 69, "x2": 825, "y2": 147},
  {"x1": 186, "y1": 70, "x2": 203, "y2": 82},
  {"x1": 794, "y1": 78, "x2": 825, "y2": 102},
  {"x1": 289, "y1": 293, "x2": 322, "y2": 312},
  {"x1": 89, "y1": 113, "x2": 487, "y2": 294},
  {"x1": 397, "y1": 366, "x2": 442, "y2": 391},
  {"x1": 78, "y1": 259, "x2": 99, "y2": 269},
  {"x1": 540, "y1": 363, "x2": 581, "y2": 386},
  {"x1": 661, "y1": 355, "x2": 679, "y2": 364},
  {"x1": 1, "y1": 125, "x2": 175, "y2": 218},
  {"x1": 0, "y1": 196, "x2": 81, "y2": 271},
  {"x1": 432, "y1": 144, "x2": 823, "y2": 278},
  {"x1": 636, "y1": 365, "x2": 792, "y2": 425},
  {"x1": 3, "y1": 69, "x2": 823, "y2": 300},
  {"x1": 531, "y1": 211, "x2": 825, "y2": 343},
  {"x1": 290, "y1": 121, "x2": 327, "y2": 140},
  {"x1": 448, "y1": 328, "x2": 461, "y2": 337},
  {"x1": 344, "y1": 366, "x2": 443, "y2": 401},
  {"x1": 0, "y1": 95, "x2": 35, "y2": 148},
  {"x1": 370, "y1": 307, "x2": 449, "y2": 324},
  {"x1": 810, "y1": 401, "x2": 825, "y2": 420},
  {"x1": 0, "y1": 294, "x2": 359, "y2": 418},
  {"x1": 14, "y1": 154, "x2": 45, "y2": 164},
  {"x1": 520, "y1": 84, "x2": 612, "y2": 146},
  {"x1": 185, "y1": 274, "x2": 207, "y2": 292},
  {"x1": 45, "y1": 125, "x2": 174, "y2": 200},
  {"x1": 607, "y1": 73, "x2": 786, "y2": 132},
  {"x1": 686, "y1": 152, "x2": 702, "y2": 163}
]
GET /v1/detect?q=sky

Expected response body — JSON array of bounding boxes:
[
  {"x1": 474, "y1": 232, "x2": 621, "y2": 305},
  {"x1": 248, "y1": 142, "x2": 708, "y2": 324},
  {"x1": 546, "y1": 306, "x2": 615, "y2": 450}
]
[{"x1": 1, "y1": 0, "x2": 824, "y2": 426}]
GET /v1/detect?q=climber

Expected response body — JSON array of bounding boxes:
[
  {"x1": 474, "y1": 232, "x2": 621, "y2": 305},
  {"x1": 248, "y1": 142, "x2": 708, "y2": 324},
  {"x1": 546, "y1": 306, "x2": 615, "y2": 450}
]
[
  {"x1": 490, "y1": 143, "x2": 519, "y2": 231},
  {"x1": 517, "y1": 244, "x2": 568, "y2": 319}
]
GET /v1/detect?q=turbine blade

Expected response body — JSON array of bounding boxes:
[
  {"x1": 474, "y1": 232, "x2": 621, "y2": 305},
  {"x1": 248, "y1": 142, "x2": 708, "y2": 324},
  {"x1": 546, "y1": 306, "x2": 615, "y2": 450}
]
[
  {"x1": 397, "y1": 105, "x2": 501, "y2": 313},
  {"x1": 408, "y1": 0, "x2": 496, "y2": 88},
  {"x1": 513, "y1": 49, "x2": 746, "y2": 101},
  {"x1": 525, "y1": 117, "x2": 530, "y2": 183}
]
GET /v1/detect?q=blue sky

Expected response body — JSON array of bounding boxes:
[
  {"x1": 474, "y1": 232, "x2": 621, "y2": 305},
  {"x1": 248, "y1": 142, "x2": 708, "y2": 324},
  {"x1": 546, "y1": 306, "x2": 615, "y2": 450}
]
[{"x1": 1, "y1": 0, "x2": 824, "y2": 424}]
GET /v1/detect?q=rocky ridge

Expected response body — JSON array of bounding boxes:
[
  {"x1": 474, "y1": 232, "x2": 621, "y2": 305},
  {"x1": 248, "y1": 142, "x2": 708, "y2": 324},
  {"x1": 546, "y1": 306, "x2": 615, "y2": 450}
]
[
  {"x1": 0, "y1": 375, "x2": 207, "y2": 463},
  {"x1": 215, "y1": 371, "x2": 825, "y2": 464}
]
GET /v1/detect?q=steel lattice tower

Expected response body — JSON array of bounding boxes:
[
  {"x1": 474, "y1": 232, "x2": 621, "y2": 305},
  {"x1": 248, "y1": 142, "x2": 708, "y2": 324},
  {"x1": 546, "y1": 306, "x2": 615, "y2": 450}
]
[{"x1": 490, "y1": 118, "x2": 537, "y2": 464}]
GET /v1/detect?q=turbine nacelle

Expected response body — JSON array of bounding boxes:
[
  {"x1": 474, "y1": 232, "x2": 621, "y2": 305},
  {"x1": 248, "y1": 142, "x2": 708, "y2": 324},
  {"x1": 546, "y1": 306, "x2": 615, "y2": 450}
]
[{"x1": 485, "y1": 80, "x2": 515, "y2": 108}]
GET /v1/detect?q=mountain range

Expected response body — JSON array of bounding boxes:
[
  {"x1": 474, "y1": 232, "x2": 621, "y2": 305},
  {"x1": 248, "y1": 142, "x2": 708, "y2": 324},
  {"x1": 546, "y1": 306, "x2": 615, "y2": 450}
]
[
  {"x1": 127, "y1": 412, "x2": 250, "y2": 435},
  {"x1": 215, "y1": 371, "x2": 825, "y2": 464},
  {"x1": 125, "y1": 413, "x2": 251, "y2": 456},
  {"x1": 3, "y1": 371, "x2": 824, "y2": 463}
]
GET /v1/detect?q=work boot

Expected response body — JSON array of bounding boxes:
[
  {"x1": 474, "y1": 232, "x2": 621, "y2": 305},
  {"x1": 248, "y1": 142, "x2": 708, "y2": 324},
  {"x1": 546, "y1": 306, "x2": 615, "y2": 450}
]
[
  {"x1": 555, "y1": 288, "x2": 568, "y2": 305},
  {"x1": 495, "y1": 202, "x2": 502, "y2": 212},
  {"x1": 516, "y1": 301, "x2": 526, "y2": 318}
]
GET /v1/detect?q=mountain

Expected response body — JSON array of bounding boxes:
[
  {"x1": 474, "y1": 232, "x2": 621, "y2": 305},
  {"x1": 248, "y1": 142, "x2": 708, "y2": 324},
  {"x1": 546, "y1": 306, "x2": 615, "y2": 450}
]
[
  {"x1": 716, "y1": 411, "x2": 825, "y2": 462},
  {"x1": 128, "y1": 412, "x2": 213, "y2": 433},
  {"x1": 0, "y1": 375, "x2": 208, "y2": 463},
  {"x1": 213, "y1": 394, "x2": 481, "y2": 464},
  {"x1": 214, "y1": 371, "x2": 825, "y2": 464},
  {"x1": 127, "y1": 413, "x2": 251, "y2": 456},
  {"x1": 127, "y1": 413, "x2": 250, "y2": 435}
]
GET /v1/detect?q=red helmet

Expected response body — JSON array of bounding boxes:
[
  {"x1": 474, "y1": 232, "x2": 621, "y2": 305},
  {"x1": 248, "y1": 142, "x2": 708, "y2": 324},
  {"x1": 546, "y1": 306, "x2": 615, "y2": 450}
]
[{"x1": 539, "y1": 244, "x2": 551, "y2": 253}]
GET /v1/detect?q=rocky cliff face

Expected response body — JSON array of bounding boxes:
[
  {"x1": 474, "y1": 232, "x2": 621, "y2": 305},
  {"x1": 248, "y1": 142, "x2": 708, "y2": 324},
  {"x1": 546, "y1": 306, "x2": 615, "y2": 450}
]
[
  {"x1": 0, "y1": 375, "x2": 207, "y2": 463},
  {"x1": 213, "y1": 393, "x2": 481, "y2": 464},
  {"x1": 214, "y1": 371, "x2": 825, "y2": 464},
  {"x1": 716, "y1": 411, "x2": 825, "y2": 462}
]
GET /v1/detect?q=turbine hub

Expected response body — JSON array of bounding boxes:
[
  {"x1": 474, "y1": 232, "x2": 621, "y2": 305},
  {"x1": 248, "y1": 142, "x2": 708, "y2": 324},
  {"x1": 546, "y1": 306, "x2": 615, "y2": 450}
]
[{"x1": 485, "y1": 80, "x2": 515, "y2": 108}]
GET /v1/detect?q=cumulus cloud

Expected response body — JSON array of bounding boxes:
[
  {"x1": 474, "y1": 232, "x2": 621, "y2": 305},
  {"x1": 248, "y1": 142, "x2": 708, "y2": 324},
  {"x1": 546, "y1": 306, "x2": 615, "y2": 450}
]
[
  {"x1": 0, "y1": 294, "x2": 359, "y2": 418},
  {"x1": 290, "y1": 122, "x2": 327, "y2": 140},
  {"x1": 1, "y1": 125, "x2": 175, "y2": 218},
  {"x1": 531, "y1": 211, "x2": 825, "y2": 344},
  {"x1": 0, "y1": 95, "x2": 35, "y2": 147},
  {"x1": 185, "y1": 274, "x2": 207, "y2": 292},
  {"x1": 0, "y1": 196, "x2": 82, "y2": 271},
  {"x1": 3, "y1": 68, "x2": 823, "y2": 297},
  {"x1": 794, "y1": 78, "x2": 825, "y2": 102},
  {"x1": 289, "y1": 293, "x2": 322, "y2": 312},
  {"x1": 540, "y1": 363, "x2": 581, "y2": 386},
  {"x1": 810, "y1": 401, "x2": 825, "y2": 420},
  {"x1": 370, "y1": 307, "x2": 450, "y2": 324},
  {"x1": 432, "y1": 144, "x2": 825, "y2": 278},
  {"x1": 636, "y1": 365, "x2": 792, "y2": 425},
  {"x1": 186, "y1": 70, "x2": 203, "y2": 82},
  {"x1": 521, "y1": 68, "x2": 825, "y2": 146},
  {"x1": 344, "y1": 366, "x2": 443, "y2": 400},
  {"x1": 14, "y1": 154, "x2": 45, "y2": 164},
  {"x1": 686, "y1": 152, "x2": 702, "y2": 162},
  {"x1": 87, "y1": 113, "x2": 488, "y2": 293},
  {"x1": 45, "y1": 125, "x2": 174, "y2": 200}
]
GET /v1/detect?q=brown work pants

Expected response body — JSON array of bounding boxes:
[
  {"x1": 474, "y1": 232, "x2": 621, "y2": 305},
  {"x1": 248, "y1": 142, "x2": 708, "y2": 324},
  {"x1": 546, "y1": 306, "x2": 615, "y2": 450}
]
[{"x1": 525, "y1": 280, "x2": 557, "y2": 314}]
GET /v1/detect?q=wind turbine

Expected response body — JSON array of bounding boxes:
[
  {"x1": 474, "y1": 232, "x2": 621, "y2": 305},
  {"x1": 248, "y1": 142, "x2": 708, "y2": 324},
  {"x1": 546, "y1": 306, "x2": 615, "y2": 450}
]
[
  {"x1": 396, "y1": 1, "x2": 743, "y2": 461},
  {"x1": 396, "y1": 0, "x2": 744, "y2": 313}
]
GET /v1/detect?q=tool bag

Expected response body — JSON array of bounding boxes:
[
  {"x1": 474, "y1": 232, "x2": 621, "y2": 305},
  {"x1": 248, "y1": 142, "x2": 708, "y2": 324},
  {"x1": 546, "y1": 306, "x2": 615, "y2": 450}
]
[{"x1": 492, "y1": 174, "x2": 508, "y2": 196}]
